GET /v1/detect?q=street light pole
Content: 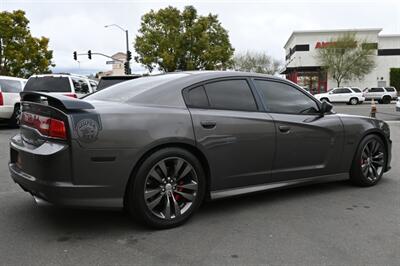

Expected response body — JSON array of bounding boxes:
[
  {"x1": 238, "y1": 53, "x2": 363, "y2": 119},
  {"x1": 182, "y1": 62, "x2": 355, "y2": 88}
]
[{"x1": 105, "y1": 24, "x2": 131, "y2": 75}]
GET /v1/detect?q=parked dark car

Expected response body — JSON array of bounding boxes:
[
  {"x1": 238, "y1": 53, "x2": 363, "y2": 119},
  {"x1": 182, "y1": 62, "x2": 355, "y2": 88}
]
[
  {"x1": 9, "y1": 71, "x2": 392, "y2": 228},
  {"x1": 96, "y1": 75, "x2": 141, "y2": 91}
]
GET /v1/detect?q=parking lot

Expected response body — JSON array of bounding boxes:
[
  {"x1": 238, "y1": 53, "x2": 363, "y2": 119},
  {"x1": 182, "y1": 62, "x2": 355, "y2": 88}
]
[{"x1": 0, "y1": 103, "x2": 399, "y2": 265}]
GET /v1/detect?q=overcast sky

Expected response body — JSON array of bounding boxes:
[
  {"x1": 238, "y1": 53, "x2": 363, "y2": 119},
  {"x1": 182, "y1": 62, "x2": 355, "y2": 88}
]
[{"x1": 2, "y1": 0, "x2": 400, "y2": 75}]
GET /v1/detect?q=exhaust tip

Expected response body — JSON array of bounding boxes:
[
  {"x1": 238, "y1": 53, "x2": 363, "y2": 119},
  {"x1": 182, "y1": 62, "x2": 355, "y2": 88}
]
[{"x1": 33, "y1": 196, "x2": 52, "y2": 207}]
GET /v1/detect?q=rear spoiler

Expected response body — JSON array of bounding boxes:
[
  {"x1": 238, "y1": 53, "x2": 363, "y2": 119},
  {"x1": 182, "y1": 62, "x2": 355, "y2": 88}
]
[{"x1": 20, "y1": 91, "x2": 94, "y2": 110}]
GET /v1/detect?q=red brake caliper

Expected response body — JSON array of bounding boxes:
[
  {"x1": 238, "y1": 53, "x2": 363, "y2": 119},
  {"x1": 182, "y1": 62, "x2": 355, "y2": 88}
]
[{"x1": 174, "y1": 181, "x2": 184, "y2": 201}]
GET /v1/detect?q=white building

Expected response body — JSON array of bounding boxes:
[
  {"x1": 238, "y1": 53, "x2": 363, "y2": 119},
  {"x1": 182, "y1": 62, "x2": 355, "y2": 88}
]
[
  {"x1": 97, "y1": 52, "x2": 127, "y2": 78},
  {"x1": 281, "y1": 28, "x2": 400, "y2": 94}
]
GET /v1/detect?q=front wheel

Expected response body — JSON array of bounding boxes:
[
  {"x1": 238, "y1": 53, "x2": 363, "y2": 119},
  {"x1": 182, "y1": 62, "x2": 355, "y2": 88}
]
[
  {"x1": 350, "y1": 135, "x2": 387, "y2": 187},
  {"x1": 126, "y1": 147, "x2": 206, "y2": 229}
]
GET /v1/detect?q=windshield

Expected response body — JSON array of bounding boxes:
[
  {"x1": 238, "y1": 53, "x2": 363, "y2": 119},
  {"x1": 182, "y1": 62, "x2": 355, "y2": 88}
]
[
  {"x1": 86, "y1": 74, "x2": 188, "y2": 102},
  {"x1": 24, "y1": 76, "x2": 71, "y2": 92}
]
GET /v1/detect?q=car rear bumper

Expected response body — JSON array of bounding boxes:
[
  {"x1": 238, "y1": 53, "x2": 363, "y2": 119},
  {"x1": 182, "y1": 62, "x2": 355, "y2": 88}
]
[
  {"x1": 9, "y1": 134, "x2": 124, "y2": 209},
  {"x1": 9, "y1": 163, "x2": 122, "y2": 208},
  {"x1": 0, "y1": 106, "x2": 14, "y2": 119}
]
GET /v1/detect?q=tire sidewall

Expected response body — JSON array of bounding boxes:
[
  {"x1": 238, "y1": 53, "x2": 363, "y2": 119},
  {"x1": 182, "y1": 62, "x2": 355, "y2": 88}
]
[
  {"x1": 350, "y1": 98, "x2": 358, "y2": 105},
  {"x1": 350, "y1": 135, "x2": 387, "y2": 186},
  {"x1": 127, "y1": 147, "x2": 206, "y2": 229}
]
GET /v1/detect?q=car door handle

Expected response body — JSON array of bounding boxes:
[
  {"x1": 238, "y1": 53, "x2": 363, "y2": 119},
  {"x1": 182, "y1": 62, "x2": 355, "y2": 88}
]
[
  {"x1": 278, "y1": 125, "x2": 291, "y2": 133},
  {"x1": 200, "y1": 121, "x2": 216, "y2": 129}
]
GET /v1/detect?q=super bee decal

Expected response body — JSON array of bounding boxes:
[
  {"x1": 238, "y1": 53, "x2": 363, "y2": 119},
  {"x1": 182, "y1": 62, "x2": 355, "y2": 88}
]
[{"x1": 72, "y1": 113, "x2": 102, "y2": 143}]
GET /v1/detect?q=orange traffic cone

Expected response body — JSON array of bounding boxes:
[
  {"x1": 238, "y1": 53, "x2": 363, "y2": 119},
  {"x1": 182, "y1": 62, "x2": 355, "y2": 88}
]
[{"x1": 370, "y1": 99, "x2": 377, "y2": 118}]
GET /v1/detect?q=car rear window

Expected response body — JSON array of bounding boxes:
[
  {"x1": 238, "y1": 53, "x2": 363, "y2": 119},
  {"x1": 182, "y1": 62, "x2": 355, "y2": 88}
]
[
  {"x1": 86, "y1": 74, "x2": 188, "y2": 102},
  {"x1": 385, "y1": 87, "x2": 396, "y2": 92},
  {"x1": 351, "y1": 88, "x2": 361, "y2": 93},
  {"x1": 24, "y1": 77, "x2": 71, "y2": 92},
  {"x1": 0, "y1": 79, "x2": 22, "y2": 93}
]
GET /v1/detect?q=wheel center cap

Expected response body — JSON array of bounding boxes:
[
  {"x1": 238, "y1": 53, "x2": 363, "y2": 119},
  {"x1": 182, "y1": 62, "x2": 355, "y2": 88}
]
[{"x1": 165, "y1": 183, "x2": 173, "y2": 192}]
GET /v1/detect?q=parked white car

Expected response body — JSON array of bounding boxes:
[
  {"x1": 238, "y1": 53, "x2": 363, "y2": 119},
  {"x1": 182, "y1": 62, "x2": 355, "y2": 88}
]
[
  {"x1": 0, "y1": 76, "x2": 27, "y2": 126},
  {"x1": 363, "y1": 87, "x2": 398, "y2": 104},
  {"x1": 314, "y1": 87, "x2": 365, "y2": 105},
  {"x1": 24, "y1": 74, "x2": 98, "y2": 98}
]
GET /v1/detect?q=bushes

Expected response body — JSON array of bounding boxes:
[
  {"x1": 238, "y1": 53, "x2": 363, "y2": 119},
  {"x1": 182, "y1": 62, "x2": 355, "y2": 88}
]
[{"x1": 390, "y1": 68, "x2": 400, "y2": 91}]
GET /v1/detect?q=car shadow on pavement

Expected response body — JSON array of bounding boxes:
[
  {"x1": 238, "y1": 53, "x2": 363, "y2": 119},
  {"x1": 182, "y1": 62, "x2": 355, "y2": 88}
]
[{"x1": 10, "y1": 178, "x2": 393, "y2": 235}]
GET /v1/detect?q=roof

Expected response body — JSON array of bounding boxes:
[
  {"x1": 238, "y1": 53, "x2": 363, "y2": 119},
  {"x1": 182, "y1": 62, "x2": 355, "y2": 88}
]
[
  {"x1": 284, "y1": 28, "x2": 383, "y2": 48},
  {"x1": 0, "y1": 75, "x2": 27, "y2": 81}
]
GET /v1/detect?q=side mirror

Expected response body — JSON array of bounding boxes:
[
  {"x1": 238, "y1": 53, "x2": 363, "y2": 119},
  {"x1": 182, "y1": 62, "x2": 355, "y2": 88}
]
[{"x1": 320, "y1": 101, "x2": 333, "y2": 114}]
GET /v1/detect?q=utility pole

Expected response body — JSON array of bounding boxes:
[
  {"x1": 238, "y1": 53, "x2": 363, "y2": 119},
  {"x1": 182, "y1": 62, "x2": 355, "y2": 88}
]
[{"x1": 105, "y1": 24, "x2": 131, "y2": 75}]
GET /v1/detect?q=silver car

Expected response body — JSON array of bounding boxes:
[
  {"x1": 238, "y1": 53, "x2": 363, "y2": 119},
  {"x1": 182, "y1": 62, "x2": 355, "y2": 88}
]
[{"x1": 9, "y1": 71, "x2": 392, "y2": 228}]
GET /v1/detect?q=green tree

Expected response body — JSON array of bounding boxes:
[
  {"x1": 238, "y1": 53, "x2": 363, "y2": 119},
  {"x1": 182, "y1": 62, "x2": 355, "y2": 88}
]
[
  {"x1": 316, "y1": 33, "x2": 376, "y2": 87},
  {"x1": 233, "y1": 51, "x2": 281, "y2": 75},
  {"x1": 390, "y1": 68, "x2": 400, "y2": 92},
  {"x1": 0, "y1": 10, "x2": 54, "y2": 78},
  {"x1": 134, "y1": 6, "x2": 234, "y2": 72}
]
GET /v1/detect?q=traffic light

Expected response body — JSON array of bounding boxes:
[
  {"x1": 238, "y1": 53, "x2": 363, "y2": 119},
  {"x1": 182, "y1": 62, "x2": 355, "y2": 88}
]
[
  {"x1": 88, "y1": 50, "x2": 92, "y2": 60},
  {"x1": 126, "y1": 50, "x2": 132, "y2": 61},
  {"x1": 73, "y1": 51, "x2": 77, "y2": 61},
  {"x1": 124, "y1": 62, "x2": 130, "y2": 75}
]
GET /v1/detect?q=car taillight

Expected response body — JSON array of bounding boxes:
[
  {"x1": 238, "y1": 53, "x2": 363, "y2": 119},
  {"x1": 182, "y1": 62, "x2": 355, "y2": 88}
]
[
  {"x1": 20, "y1": 112, "x2": 67, "y2": 140},
  {"x1": 64, "y1": 93, "x2": 77, "y2": 98},
  {"x1": 0, "y1": 92, "x2": 3, "y2": 106}
]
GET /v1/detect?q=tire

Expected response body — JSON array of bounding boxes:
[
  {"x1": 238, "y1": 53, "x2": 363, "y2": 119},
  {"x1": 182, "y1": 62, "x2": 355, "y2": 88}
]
[
  {"x1": 382, "y1": 96, "x2": 391, "y2": 104},
  {"x1": 320, "y1": 98, "x2": 330, "y2": 103},
  {"x1": 349, "y1": 98, "x2": 358, "y2": 105},
  {"x1": 8, "y1": 104, "x2": 21, "y2": 128},
  {"x1": 126, "y1": 147, "x2": 206, "y2": 229},
  {"x1": 350, "y1": 135, "x2": 387, "y2": 187}
]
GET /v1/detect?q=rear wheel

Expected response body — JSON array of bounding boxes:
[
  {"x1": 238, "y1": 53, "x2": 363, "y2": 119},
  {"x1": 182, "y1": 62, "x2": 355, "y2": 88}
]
[
  {"x1": 126, "y1": 147, "x2": 205, "y2": 229},
  {"x1": 382, "y1": 96, "x2": 391, "y2": 104},
  {"x1": 320, "y1": 98, "x2": 330, "y2": 103},
  {"x1": 350, "y1": 135, "x2": 387, "y2": 186},
  {"x1": 349, "y1": 98, "x2": 358, "y2": 105}
]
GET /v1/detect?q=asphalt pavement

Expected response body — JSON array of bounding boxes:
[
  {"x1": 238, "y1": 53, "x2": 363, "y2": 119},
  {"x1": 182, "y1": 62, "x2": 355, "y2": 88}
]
[{"x1": 0, "y1": 105, "x2": 399, "y2": 265}]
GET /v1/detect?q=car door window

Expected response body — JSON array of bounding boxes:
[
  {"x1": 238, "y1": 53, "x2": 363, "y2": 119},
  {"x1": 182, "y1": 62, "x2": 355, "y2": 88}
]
[
  {"x1": 184, "y1": 86, "x2": 209, "y2": 108},
  {"x1": 72, "y1": 77, "x2": 89, "y2": 94},
  {"x1": 341, "y1": 88, "x2": 351, "y2": 93},
  {"x1": 203, "y1": 79, "x2": 257, "y2": 111},
  {"x1": 370, "y1": 87, "x2": 384, "y2": 92},
  {"x1": 89, "y1": 81, "x2": 98, "y2": 91},
  {"x1": 254, "y1": 79, "x2": 319, "y2": 114},
  {"x1": 0, "y1": 79, "x2": 22, "y2": 92},
  {"x1": 352, "y1": 88, "x2": 361, "y2": 93}
]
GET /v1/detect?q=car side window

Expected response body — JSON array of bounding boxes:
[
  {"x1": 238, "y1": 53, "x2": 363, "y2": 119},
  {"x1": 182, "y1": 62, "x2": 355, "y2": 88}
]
[
  {"x1": 342, "y1": 88, "x2": 351, "y2": 93},
  {"x1": 184, "y1": 86, "x2": 209, "y2": 108},
  {"x1": 72, "y1": 77, "x2": 89, "y2": 94},
  {"x1": 370, "y1": 87, "x2": 384, "y2": 92},
  {"x1": 203, "y1": 79, "x2": 257, "y2": 111},
  {"x1": 254, "y1": 79, "x2": 320, "y2": 115},
  {"x1": 90, "y1": 81, "x2": 98, "y2": 91},
  {"x1": 385, "y1": 87, "x2": 395, "y2": 92}
]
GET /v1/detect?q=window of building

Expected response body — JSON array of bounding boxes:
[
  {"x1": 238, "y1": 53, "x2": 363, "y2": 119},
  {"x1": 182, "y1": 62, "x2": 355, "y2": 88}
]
[
  {"x1": 254, "y1": 80, "x2": 319, "y2": 114},
  {"x1": 203, "y1": 80, "x2": 257, "y2": 111}
]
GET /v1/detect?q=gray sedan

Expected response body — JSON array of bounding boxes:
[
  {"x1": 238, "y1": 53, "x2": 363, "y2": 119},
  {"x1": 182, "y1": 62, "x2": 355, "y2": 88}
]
[{"x1": 9, "y1": 71, "x2": 392, "y2": 228}]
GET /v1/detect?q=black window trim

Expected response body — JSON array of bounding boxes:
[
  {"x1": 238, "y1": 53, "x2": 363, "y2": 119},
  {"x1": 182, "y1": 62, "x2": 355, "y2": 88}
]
[
  {"x1": 251, "y1": 77, "x2": 322, "y2": 116},
  {"x1": 182, "y1": 77, "x2": 263, "y2": 112}
]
